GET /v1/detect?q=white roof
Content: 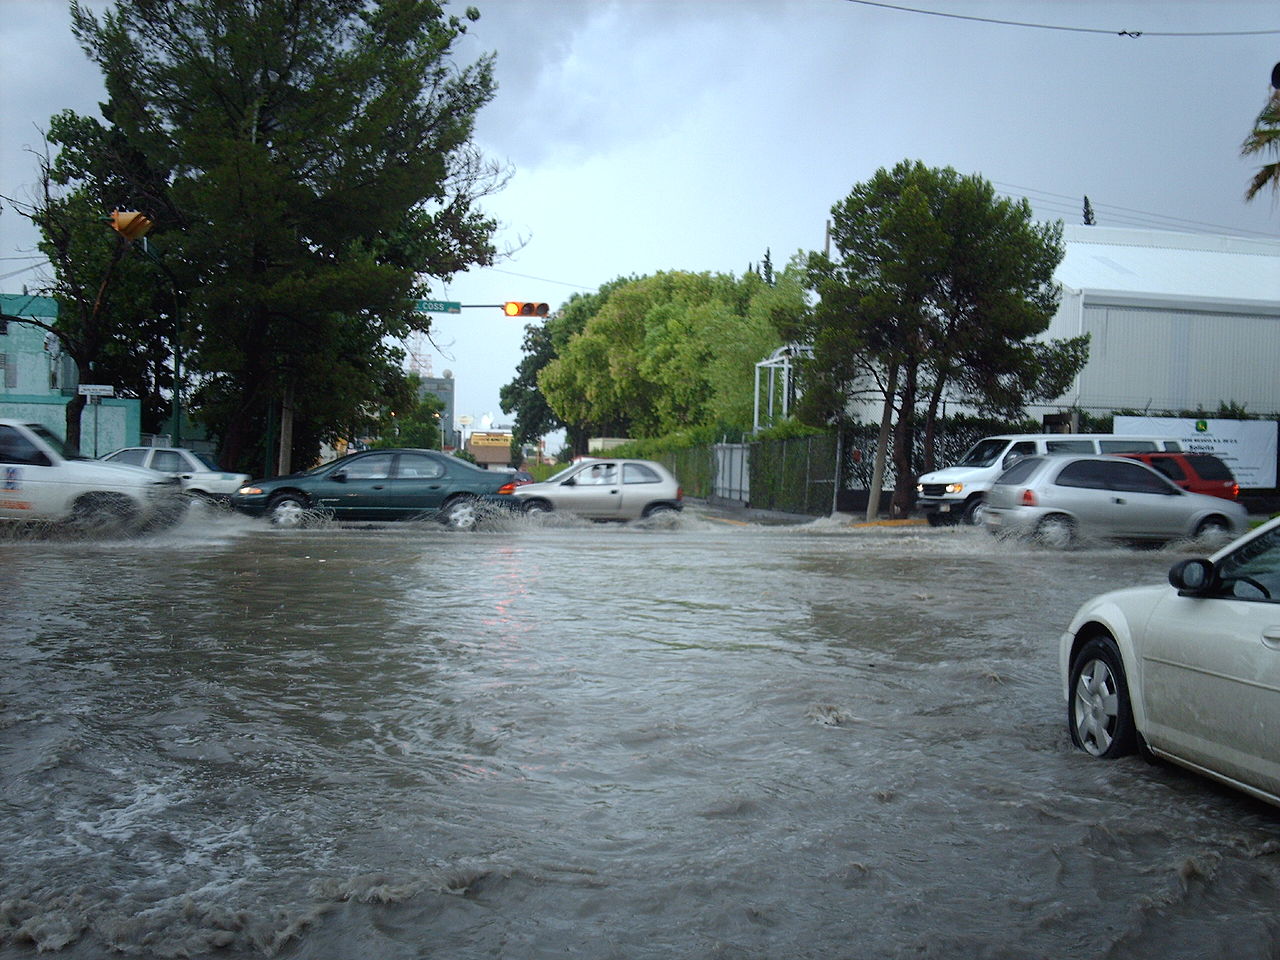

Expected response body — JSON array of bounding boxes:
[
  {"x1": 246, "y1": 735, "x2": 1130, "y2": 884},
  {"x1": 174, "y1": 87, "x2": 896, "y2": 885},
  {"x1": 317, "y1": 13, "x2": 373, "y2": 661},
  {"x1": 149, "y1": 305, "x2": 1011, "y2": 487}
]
[{"x1": 1058, "y1": 225, "x2": 1280, "y2": 312}]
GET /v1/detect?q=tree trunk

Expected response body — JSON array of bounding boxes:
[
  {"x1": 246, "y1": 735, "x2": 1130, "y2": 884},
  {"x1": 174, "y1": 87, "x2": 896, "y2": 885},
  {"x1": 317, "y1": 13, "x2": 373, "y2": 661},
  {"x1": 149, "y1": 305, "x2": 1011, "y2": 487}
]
[
  {"x1": 891, "y1": 361, "x2": 918, "y2": 519},
  {"x1": 64, "y1": 390, "x2": 87, "y2": 454},
  {"x1": 865, "y1": 361, "x2": 898, "y2": 522},
  {"x1": 277, "y1": 380, "x2": 295, "y2": 476}
]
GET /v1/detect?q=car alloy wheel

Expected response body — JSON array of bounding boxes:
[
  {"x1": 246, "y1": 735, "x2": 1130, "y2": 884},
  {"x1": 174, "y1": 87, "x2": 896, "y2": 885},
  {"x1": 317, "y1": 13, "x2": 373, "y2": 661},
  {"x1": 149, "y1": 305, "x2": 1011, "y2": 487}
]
[
  {"x1": 442, "y1": 497, "x2": 479, "y2": 530},
  {"x1": 269, "y1": 494, "x2": 308, "y2": 528},
  {"x1": 1036, "y1": 514, "x2": 1075, "y2": 548},
  {"x1": 1068, "y1": 636, "x2": 1137, "y2": 759}
]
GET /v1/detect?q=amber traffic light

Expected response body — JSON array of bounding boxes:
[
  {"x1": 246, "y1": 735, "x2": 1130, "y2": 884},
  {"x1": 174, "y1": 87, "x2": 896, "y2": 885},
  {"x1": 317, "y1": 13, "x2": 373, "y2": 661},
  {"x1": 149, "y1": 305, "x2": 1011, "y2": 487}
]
[
  {"x1": 109, "y1": 209, "x2": 153, "y2": 241},
  {"x1": 503, "y1": 301, "x2": 549, "y2": 317}
]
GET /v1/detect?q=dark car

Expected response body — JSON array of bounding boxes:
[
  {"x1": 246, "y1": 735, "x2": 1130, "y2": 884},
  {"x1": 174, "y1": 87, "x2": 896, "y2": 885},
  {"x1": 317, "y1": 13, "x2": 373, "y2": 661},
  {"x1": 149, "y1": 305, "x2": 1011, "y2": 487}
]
[
  {"x1": 230, "y1": 448, "x2": 516, "y2": 529},
  {"x1": 1117, "y1": 451, "x2": 1239, "y2": 501}
]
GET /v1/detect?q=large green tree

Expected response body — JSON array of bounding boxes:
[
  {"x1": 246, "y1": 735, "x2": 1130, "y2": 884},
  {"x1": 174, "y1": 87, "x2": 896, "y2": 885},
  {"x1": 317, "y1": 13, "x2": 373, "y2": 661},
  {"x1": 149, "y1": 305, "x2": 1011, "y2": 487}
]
[
  {"x1": 531, "y1": 268, "x2": 805, "y2": 451},
  {"x1": 499, "y1": 279, "x2": 633, "y2": 456},
  {"x1": 54, "y1": 0, "x2": 504, "y2": 473},
  {"x1": 796, "y1": 161, "x2": 1088, "y2": 517}
]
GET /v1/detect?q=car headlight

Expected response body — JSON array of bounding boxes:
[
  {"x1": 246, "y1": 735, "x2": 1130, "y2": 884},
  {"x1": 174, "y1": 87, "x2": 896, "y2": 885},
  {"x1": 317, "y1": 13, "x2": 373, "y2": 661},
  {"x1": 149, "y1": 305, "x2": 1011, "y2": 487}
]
[
  {"x1": 237, "y1": 485, "x2": 265, "y2": 495},
  {"x1": 946, "y1": 483, "x2": 964, "y2": 494}
]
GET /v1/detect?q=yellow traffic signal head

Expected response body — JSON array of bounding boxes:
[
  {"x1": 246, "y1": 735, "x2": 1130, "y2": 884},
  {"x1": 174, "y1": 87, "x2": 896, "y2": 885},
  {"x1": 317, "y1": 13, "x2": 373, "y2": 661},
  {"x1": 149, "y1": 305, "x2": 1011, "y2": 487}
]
[
  {"x1": 110, "y1": 209, "x2": 153, "y2": 241},
  {"x1": 503, "y1": 301, "x2": 549, "y2": 317}
]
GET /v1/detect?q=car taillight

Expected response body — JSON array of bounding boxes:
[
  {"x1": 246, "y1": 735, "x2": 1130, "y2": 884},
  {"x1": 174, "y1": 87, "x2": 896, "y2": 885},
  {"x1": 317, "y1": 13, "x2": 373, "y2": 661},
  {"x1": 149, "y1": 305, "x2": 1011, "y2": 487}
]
[
  {"x1": 1229, "y1": 482, "x2": 1239, "y2": 500},
  {"x1": 677, "y1": 486, "x2": 683, "y2": 501},
  {"x1": 1020, "y1": 488, "x2": 1037, "y2": 506},
  {"x1": 497, "y1": 482, "x2": 516, "y2": 495}
]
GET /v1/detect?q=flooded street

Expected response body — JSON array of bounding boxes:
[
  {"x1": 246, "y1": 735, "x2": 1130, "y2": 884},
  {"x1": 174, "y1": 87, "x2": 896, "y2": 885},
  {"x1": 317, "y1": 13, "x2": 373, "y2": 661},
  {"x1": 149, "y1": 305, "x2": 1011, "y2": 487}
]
[{"x1": 3, "y1": 507, "x2": 1279, "y2": 959}]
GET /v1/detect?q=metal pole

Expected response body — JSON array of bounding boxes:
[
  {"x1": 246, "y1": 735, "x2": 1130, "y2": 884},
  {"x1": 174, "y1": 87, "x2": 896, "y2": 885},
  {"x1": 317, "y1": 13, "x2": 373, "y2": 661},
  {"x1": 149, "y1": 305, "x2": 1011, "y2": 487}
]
[{"x1": 831, "y1": 428, "x2": 843, "y2": 516}]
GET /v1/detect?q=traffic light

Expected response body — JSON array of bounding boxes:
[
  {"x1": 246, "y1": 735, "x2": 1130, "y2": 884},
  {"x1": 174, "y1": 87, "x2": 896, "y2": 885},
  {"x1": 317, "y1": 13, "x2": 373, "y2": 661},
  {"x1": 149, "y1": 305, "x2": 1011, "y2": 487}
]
[
  {"x1": 109, "y1": 209, "x2": 153, "y2": 241},
  {"x1": 503, "y1": 301, "x2": 549, "y2": 317}
]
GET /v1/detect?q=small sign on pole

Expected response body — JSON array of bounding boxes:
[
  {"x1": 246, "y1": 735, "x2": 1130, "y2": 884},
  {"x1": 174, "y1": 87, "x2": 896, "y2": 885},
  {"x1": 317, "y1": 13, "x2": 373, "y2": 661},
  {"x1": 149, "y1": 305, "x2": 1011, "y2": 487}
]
[
  {"x1": 413, "y1": 300, "x2": 462, "y2": 314},
  {"x1": 78, "y1": 384, "x2": 115, "y2": 397}
]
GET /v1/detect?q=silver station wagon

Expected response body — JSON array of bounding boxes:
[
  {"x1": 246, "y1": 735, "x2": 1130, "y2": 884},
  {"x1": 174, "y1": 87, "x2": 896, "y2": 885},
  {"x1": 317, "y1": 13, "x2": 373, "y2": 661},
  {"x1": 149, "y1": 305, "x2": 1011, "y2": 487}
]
[
  {"x1": 512, "y1": 458, "x2": 683, "y2": 521},
  {"x1": 982, "y1": 454, "x2": 1248, "y2": 546}
]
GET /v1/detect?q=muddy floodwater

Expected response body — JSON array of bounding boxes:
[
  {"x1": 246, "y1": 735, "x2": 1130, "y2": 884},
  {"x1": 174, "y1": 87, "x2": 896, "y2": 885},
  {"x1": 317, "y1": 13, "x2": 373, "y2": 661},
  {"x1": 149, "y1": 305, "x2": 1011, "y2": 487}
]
[{"x1": 3, "y1": 506, "x2": 1279, "y2": 959}]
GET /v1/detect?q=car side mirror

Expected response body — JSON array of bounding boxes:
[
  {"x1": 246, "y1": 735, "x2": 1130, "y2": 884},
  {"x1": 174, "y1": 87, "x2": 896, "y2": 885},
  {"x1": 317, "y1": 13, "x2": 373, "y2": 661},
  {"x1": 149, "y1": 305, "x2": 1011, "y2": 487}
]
[
  {"x1": 332, "y1": 471, "x2": 347, "y2": 483},
  {"x1": 1169, "y1": 557, "x2": 1217, "y2": 594},
  {"x1": 562, "y1": 477, "x2": 576, "y2": 486}
]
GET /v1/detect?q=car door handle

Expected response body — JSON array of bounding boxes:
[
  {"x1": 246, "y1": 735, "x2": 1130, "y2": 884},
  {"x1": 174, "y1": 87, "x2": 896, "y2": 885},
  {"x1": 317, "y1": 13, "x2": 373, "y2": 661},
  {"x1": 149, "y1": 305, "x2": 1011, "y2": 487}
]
[
  {"x1": 371, "y1": 484, "x2": 384, "y2": 490},
  {"x1": 1112, "y1": 497, "x2": 1126, "y2": 504},
  {"x1": 1262, "y1": 627, "x2": 1280, "y2": 648}
]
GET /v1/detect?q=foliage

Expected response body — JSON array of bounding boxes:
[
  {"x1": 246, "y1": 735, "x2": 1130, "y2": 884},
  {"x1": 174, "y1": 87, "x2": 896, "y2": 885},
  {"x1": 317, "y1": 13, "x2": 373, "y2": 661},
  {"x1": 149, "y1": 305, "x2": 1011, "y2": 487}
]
[
  {"x1": 369, "y1": 375, "x2": 444, "y2": 449},
  {"x1": 499, "y1": 277, "x2": 634, "y2": 455},
  {"x1": 1243, "y1": 88, "x2": 1280, "y2": 201},
  {"x1": 793, "y1": 160, "x2": 1087, "y2": 512},
  {"x1": 533, "y1": 265, "x2": 808, "y2": 448},
  {"x1": 45, "y1": 0, "x2": 505, "y2": 473}
]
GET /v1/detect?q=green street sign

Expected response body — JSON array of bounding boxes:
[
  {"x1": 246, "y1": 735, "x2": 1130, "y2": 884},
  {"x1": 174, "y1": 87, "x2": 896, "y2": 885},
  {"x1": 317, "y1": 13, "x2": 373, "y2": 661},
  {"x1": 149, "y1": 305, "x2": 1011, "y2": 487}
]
[{"x1": 413, "y1": 299, "x2": 462, "y2": 314}]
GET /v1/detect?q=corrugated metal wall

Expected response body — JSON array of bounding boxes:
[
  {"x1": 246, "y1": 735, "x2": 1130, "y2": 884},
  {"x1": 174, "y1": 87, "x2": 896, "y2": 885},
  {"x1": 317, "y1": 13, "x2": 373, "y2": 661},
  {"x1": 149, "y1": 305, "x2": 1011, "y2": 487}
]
[{"x1": 1074, "y1": 304, "x2": 1280, "y2": 414}]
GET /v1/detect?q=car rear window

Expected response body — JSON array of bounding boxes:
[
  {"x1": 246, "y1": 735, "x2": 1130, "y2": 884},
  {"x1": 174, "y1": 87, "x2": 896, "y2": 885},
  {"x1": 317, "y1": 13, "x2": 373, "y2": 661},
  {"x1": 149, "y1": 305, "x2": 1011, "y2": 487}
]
[
  {"x1": 1099, "y1": 440, "x2": 1157, "y2": 452},
  {"x1": 1044, "y1": 440, "x2": 1094, "y2": 453},
  {"x1": 1143, "y1": 457, "x2": 1186, "y2": 482},
  {"x1": 1105, "y1": 460, "x2": 1175, "y2": 494},
  {"x1": 994, "y1": 456, "x2": 1042, "y2": 485},
  {"x1": 623, "y1": 463, "x2": 661, "y2": 484},
  {"x1": 1186, "y1": 455, "x2": 1234, "y2": 480},
  {"x1": 1054, "y1": 460, "x2": 1112, "y2": 490}
]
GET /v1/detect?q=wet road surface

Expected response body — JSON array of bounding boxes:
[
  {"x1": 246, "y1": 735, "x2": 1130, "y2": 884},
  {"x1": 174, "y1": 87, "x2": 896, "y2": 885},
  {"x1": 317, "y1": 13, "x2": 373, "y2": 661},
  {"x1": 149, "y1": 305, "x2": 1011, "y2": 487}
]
[{"x1": 2, "y1": 505, "x2": 1278, "y2": 959}]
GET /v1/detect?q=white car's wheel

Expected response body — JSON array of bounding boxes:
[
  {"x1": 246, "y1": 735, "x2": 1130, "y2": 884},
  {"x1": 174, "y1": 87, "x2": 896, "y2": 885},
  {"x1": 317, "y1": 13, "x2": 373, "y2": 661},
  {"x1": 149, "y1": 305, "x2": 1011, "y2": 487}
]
[
  {"x1": 69, "y1": 492, "x2": 139, "y2": 530},
  {"x1": 523, "y1": 500, "x2": 553, "y2": 516},
  {"x1": 1068, "y1": 635, "x2": 1137, "y2": 759},
  {"x1": 962, "y1": 498, "x2": 985, "y2": 525}
]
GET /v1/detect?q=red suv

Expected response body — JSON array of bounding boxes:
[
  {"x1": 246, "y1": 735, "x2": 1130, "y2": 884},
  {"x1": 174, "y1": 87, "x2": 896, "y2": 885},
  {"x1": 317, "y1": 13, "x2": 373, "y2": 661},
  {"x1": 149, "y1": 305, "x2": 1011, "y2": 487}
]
[{"x1": 1117, "y1": 452, "x2": 1239, "y2": 501}]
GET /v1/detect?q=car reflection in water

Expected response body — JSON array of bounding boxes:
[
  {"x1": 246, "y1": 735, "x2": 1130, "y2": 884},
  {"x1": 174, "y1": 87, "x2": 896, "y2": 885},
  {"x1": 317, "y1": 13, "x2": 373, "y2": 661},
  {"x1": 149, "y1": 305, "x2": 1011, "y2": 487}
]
[{"x1": 230, "y1": 448, "x2": 517, "y2": 529}]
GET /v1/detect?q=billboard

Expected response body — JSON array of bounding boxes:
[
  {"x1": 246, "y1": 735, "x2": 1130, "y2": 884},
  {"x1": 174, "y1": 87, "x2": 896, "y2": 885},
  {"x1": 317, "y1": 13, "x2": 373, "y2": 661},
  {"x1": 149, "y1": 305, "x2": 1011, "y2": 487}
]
[{"x1": 1115, "y1": 416, "x2": 1278, "y2": 488}]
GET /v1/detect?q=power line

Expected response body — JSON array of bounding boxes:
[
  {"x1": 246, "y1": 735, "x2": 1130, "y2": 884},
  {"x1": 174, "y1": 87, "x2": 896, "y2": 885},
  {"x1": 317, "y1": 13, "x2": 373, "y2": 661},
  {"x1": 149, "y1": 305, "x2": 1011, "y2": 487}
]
[
  {"x1": 993, "y1": 181, "x2": 1279, "y2": 237},
  {"x1": 842, "y1": 0, "x2": 1280, "y2": 38}
]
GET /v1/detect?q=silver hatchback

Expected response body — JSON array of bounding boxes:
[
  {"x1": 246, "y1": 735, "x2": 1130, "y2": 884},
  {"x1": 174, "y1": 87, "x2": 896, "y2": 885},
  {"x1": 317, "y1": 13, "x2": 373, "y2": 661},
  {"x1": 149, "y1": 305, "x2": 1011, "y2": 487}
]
[
  {"x1": 512, "y1": 458, "x2": 683, "y2": 521},
  {"x1": 982, "y1": 454, "x2": 1248, "y2": 546}
]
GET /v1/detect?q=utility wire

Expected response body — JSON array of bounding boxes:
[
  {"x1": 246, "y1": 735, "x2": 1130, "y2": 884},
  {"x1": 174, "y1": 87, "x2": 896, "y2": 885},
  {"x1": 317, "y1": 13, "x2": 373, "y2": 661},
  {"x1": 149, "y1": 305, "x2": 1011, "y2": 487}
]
[
  {"x1": 842, "y1": 0, "x2": 1280, "y2": 38},
  {"x1": 993, "y1": 180, "x2": 1279, "y2": 237}
]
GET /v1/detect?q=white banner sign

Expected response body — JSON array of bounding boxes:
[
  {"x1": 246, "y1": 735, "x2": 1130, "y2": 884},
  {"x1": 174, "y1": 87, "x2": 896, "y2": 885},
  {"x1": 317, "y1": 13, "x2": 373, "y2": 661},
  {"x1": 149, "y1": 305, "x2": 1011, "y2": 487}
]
[{"x1": 1115, "y1": 416, "x2": 1278, "y2": 488}]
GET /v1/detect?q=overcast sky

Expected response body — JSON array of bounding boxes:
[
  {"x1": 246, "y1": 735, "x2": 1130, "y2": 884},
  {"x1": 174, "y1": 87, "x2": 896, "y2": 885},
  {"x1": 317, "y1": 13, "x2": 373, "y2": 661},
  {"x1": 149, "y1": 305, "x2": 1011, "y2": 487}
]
[{"x1": 3, "y1": 0, "x2": 1278, "y2": 435}]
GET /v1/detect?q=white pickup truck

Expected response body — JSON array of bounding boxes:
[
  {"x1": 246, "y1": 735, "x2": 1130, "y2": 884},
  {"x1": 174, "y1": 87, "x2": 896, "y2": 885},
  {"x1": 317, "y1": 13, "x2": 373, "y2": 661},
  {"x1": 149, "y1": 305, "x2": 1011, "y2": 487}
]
[{"x1": 0, "y1": 418, "x2": 188, "y2": 531}]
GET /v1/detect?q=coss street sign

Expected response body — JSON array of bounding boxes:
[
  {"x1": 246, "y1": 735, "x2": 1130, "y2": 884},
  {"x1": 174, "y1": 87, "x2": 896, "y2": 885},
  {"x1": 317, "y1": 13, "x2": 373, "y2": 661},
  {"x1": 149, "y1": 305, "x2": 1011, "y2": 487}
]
[{"x1": 413, "y1": 300, "x2": 462, "y2": 314}]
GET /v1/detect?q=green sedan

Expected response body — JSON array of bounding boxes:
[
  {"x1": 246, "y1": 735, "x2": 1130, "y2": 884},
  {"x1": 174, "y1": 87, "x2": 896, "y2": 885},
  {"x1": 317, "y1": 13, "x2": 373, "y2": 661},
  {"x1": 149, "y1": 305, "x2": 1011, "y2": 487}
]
[{"x1": 230, "y1": 448, "x2": 518, "y2": 529}]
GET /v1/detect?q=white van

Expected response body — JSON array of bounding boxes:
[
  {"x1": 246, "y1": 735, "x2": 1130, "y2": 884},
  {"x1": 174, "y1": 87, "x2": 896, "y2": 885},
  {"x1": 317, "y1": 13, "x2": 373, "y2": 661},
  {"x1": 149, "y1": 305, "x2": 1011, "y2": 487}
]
[{"x1": 915, "y1": 434, "x2": 1183, "y2": 525}]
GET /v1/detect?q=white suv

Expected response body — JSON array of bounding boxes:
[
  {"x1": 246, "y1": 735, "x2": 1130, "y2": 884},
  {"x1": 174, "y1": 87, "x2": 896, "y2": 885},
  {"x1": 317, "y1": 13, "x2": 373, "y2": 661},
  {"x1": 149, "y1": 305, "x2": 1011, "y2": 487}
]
[{"x1": 0, "y1": 419, "x2": 188, "y2": 531}]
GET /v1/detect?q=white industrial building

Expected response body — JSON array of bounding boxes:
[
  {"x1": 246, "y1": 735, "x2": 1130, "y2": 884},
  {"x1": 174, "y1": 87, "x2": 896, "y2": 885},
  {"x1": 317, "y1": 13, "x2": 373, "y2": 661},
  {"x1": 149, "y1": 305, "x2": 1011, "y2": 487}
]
[{"x1": 1037, "y1": 225, "x2": 1280, "y2": 418}]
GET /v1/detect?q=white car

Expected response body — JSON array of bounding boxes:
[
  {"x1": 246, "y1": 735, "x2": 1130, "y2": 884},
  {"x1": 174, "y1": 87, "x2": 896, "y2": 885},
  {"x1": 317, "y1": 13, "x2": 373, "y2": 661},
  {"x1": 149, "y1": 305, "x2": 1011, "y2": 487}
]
[
  {"x1": 1060, "y1": 515, "x2": 1280, "y2": 807},
  {"x1": 0, "y1": 419, "x2": 188, "y2": 531},
  {"x1": 101, "y1": 445, "x2": 250, "y2": 502},
  {"x1": 510, "y1": 458, "x2": 683, "y2": 521}
]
